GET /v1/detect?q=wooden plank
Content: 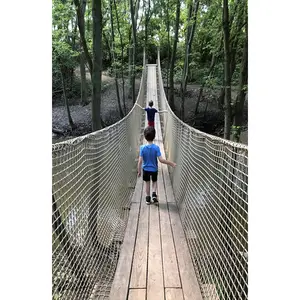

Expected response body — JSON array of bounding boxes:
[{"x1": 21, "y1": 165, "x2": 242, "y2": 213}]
[
  {"x1": 162, "y1": 164, "x2": 176, "y2": 203},
  {"x1": 167, "y1": 203, "x2": 203, "y2": 300},
  {"x1": 153, "y1": 69, "x2": 181, "y2": 289},
  {"x1": 130, "y1": 184, "x2": 149, "y2": 288},
  {"x1": 131, "y1": 177, "x2": 143, "y2": 202},
  {"x1": 128, "y1": 288, "x2": 146, "y2": 300},
  {"x1": 147, "y1": 203, "x2": 164, "y2": 300},
  {"x1": 143, "y1": 66, "x2": 164, "y2": 300},
  {"x1": 165, "y1": 288, "x2": 184, "y2": 300},
  {"x1": 109, "y1": 181, "x2": 143, "y2": 300},
  {"x1": 146, "y1": 66, "x2": 164, "y2": 299},
  {"x1": 157, "y1": 170, "x2": 181, "y2": 288}
]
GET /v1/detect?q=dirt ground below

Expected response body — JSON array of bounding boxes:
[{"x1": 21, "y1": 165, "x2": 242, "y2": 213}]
[
  {"x1": 52, "y1": 74, "x2": 247, "y2": 145},
  {"x1": 167, "y1": 84, "x2": 248, "y2": 144},
  {"x1": 52, "y1": 75, "x2": 141, "y2": 143}
]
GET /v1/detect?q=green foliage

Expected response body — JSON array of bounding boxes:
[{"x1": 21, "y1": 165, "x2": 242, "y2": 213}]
[
  {"x1": 51, "y1": 0, "x2": 248, "y2": 118},
  {"x1": 52, "y1": 0, "x2": 80, "y2": 99}
]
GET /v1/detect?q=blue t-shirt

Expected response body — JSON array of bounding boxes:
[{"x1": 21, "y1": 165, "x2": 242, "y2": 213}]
[
  {"x1": 140, "y1": 144, "x2": 161, "y2": 172},
  {"x1": 144, "y1": 107, "x2": 158, "y2": 121}
]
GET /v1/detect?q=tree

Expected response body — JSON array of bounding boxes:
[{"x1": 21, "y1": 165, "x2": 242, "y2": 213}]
[
  {"x1": 91, "y1": 0, "x2": 103, "y2": 131},
  {"x1": 52, "y1": 31, "x2": 78, "y2": 131},
  {"x1": 129, "y1": 0, "x2": 139, "y2": 104},
  {"x1": 169, "y1": 0, "x2": 181, "y2": 110},
  {"x1": 223, "y1": 0, "x2": 232, "y2": 140},
  {"x1": 79, "y1": 0, "x2": 88, "y2": 106},
  {"x1": 74, "y1": 0, "x2": 93, "y2": 77},
  {"x1": 113, "y1": 0, "x2": 127, "y2": 114},
  {"x1": 109, "y1": 0, "x2": 124, "y2": 117},
  {"x1": 180, "y1": 0, "x2": 200, "y2": 121},
  {"x1": 233, "y1": 5, "x2": 247, "y2": 142}
]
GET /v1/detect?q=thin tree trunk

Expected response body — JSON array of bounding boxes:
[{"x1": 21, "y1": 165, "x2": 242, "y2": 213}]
[
  {"x1": 223, "y1": 0, "x2": 232, "y2": 140},
  {"x1": 103, "y1": 31, "x2": 112, "y2": 65},
  {"x1": 166, "y1": 0, "x2": 170, "y2": 99},
  {"x1": 110, "y1": 0, "x2": 124, "y2": 118},
  {"x1": 233, "y1": 15, "x2": 247, "y2": 142},
  {"x1": 194, "y1": 37, "x2": 223, "y2": 116},
  {"x1": 60, "y1": 68, "x2": 75, "y2": 130},
  {"x1": 217, "y1": 0, "x2": 244, "y2": 111},
  {"x1": 80, "y1": 53, "x2": 88, "y2": 105},
  {"x1": 70, "y1": 17, "x2": 78, "y2": 92},
  {"x1": 113, "y1": 0, "x2": 126, "y2": 114},
  {"x1": 74, "y1": 0, "x2": 93, "y2": 78},
  {"x1": 194, "y1": 87, "x2": 204, "y2": 116},
  {"x1": 145, "y1": 0, "x2": 150, "y2": 50},
  {"x1": 169, "y1": 0, "x2": 180, "y2": 111},
  {"x1": 203, "y1": 95, "x2": 210, "y2": 120},
  {"x1": 80, "y1": 0, "x2": 88, "y2": 106},
  {"x1": 180, "y1": 0, "x2": 200, "y2": 120},
  {"x1": 129, "y1": 0, "x2": 137, "y2": 104},
  {"x1": 91, "y1": 0, "x2": 102, "y2": 131}
]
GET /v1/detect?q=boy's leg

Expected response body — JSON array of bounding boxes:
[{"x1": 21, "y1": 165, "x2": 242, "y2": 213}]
[
  {"x1": 145, "y1": 181, "x2": 151, "y2": 196},
  {"x1": 152, "y1": 181, "x2": 157, "y2": 195},
  {"x1": 143, "y1": 169, "x2": 151, "y2": 205},
  {"x1": 145, "y1": 181, "x2": 151, "y2": 204},
  {"x1": 151, "y1": 172, "x2": 158, "y2": 203}
]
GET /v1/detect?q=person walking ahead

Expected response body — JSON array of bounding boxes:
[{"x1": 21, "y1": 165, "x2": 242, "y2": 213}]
[
  {"x1": 137, "y1": 100, "x2": 167, "y2": 127},
  {"x1": 137, "y1": 126, "x2": 176, "y2": 205}
]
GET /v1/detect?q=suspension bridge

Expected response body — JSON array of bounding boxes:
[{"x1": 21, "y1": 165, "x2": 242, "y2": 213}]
[{"x1": 52, "y1": 52, "x2": 248, "y2": 300}]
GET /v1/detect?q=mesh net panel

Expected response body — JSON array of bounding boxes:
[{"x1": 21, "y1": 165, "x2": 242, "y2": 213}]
[
  {"x1": 52, "y1": 56, "x2": 146, "y2": 300},
  {"x1": 157, "y1": 52, "x2": 248, "y2": 300}
]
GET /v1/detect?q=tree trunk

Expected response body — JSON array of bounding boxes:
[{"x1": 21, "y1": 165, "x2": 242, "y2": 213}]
[
  {"x1": 144, "y1": 0, "x2": 150, "y2": 50},
  {"x1": 60, "y1": 68, "x2": 75, "y2": 130},
  {"x1": 166, "y1": 0, "x2": 170, "y2": 99},
  {"x1": 169, "y1": 0, "x2": 180, "y2": 111},
  {"x1": 80, "y1": 0, "x2": 88, "y2": 106},
  {"x1": 70, "y1": 17, "x2": 78, "y2": 93},
  {"x1": 233, "y1": 14, "x2": 247, "y2": 142},
  {"x1": 103, "y1": 31, "x2": 112, "y2": 66},
  {"x1": 194, "y1": 87, "x2": 204, "y2": 116},
  {"x1": 80, "y1": 54, "x2": 88, "y2": 106},
  {"x1": 194, "y1": 41, "x2": 222, "y2": 117},
  {"x1": 110, "y1": 0, "x2": 124, "y2": 118},
  {"x1": 129, "y1": 0, "x2": 137, "y2": 104},
  {"x1": 91, "y1": 0, "x2": 102, "y2": 131},
  {"x1": 74, "y1": 0, "x2": 93, "y2": 78},
  {"x1": 180, "y1": 0, "x2": 200, "y2": 120},
  {"x1": 223, "y1": 0, "x2": 232, "y2": 140},
  {"x1": 113, "y1": 0, "x2": 126, "y2": 114},
  {"x1": 217, "y1": 0, "x2": 244, "y2": 111}
]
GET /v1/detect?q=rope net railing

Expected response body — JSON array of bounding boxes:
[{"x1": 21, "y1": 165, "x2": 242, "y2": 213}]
[
  {"x1": 52, "y1": 56, "x2": 146, "y2": 300},
  {"x1": 157, "y1": 52, "x2": 248, "y2": 300}
]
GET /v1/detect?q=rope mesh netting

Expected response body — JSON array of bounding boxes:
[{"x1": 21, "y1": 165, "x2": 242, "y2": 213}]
[
  {"x1": 157, "y1": 52, "x2": 248, "y2": 300},
  {"x1": 52, "y1": 51, "x2": 248, "y2": 300},
  {"x1": 52, "y1": 58, "x2": 146, "y2": 300}
]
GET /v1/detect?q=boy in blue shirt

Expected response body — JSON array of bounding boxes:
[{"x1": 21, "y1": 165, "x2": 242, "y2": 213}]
[
  {"x1": 137, "y1": 100, "x2": 167, "y2": 127},
  {"x1": 137, "y1": 126, "x2": 176, "y2": 204}
]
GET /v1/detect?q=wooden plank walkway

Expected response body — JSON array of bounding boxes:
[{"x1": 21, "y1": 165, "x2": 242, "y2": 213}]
[{"x1": 109, "y1": 65, "x2": 203, "y2": 300}]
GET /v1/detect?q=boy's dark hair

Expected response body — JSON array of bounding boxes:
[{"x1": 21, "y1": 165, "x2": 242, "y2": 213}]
[
  {"x1": 144, "y1": 126, "x2": 156, "y2": 141},
  {"x1": 148, "y1": 100, "x2": 153, "y2": 107}
]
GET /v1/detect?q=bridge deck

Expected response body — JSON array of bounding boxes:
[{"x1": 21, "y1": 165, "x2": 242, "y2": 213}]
[{"x1": 109, "y1": 65, "x2": 203, "y2": 300}]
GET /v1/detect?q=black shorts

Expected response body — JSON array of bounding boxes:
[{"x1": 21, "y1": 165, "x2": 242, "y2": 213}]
[{"x1": 142, "y1": 169, "x2": 158, "y2": 182}]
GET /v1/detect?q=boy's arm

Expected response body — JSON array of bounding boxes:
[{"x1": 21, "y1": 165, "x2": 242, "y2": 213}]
[
  {"x1": 137, "y1": 156, "x2": 143, "y2": 176},
  {"x1": 136, "y1": 104, "x2": 145, "y2": 110},
  {"x1": 157, "y1": 110, "x2": 168, "y2": 113},
  {"x1": 158, "y1": 156, "x2": 176, "y2": 168}
]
